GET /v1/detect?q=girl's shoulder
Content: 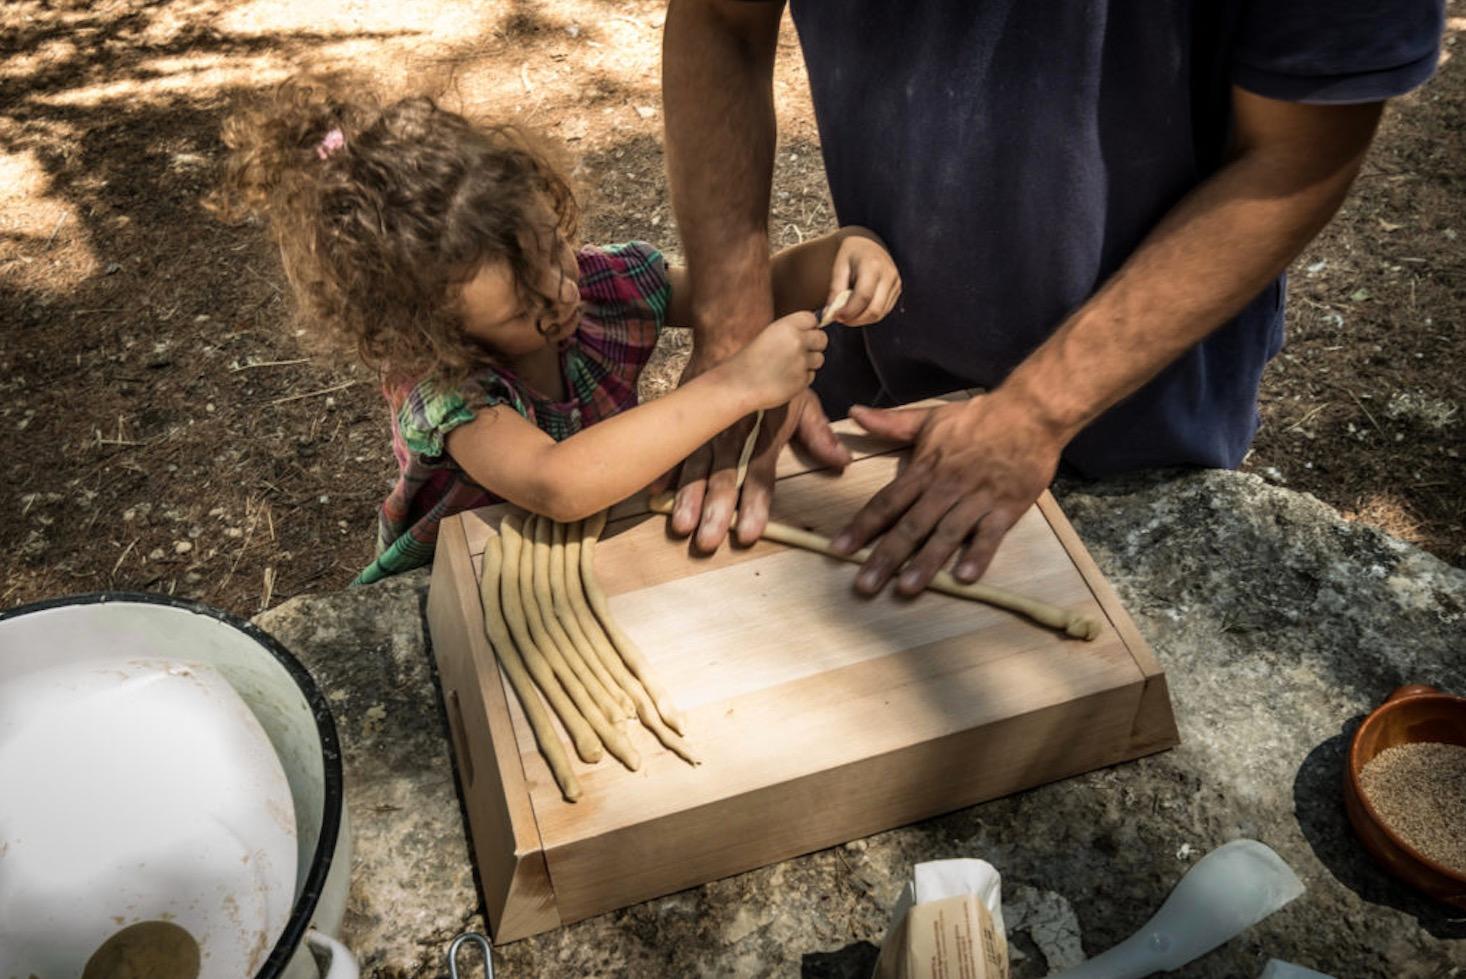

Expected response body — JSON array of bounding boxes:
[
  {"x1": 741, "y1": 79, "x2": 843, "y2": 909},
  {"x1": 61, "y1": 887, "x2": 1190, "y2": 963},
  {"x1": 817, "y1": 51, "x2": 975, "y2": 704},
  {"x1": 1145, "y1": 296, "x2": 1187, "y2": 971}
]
[
  {"x1": 576, "y1": 241, "x2": 670, "y2": 326},
  {"x1": 574, "y1": 241, "x2": 671, "y2": 375},
  {"x1": 388, "y1": 366, "x2": 529, "y2": 461}
]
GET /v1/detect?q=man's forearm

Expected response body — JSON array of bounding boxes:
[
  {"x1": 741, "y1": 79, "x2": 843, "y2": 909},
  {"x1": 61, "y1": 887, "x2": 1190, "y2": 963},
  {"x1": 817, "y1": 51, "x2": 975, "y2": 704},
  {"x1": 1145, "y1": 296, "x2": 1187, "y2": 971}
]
[
  {"x1": 1000, "y1": 92, "x2": 1383, "y2": 443},
  {"x1": 663, "y1": 0, "x2": 784, "y2": 359}
]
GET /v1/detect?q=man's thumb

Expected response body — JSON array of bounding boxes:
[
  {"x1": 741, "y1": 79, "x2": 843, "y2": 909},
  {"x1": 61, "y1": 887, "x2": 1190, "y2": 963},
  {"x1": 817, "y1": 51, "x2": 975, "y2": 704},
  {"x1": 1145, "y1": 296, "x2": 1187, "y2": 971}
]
[
  {"x1": 796, "y1": 396, "x2": 852, "y2": 467},
  {"x1": 848, "y1": 404, "x2": 926, "y2": 443}
]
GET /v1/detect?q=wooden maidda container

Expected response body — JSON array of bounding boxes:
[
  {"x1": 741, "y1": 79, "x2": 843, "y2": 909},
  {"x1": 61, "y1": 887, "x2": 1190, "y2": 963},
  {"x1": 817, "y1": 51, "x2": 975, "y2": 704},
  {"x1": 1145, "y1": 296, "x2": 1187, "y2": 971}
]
[{"x1": 426, "y1": 395, "x2": 1178, "y2": 943}]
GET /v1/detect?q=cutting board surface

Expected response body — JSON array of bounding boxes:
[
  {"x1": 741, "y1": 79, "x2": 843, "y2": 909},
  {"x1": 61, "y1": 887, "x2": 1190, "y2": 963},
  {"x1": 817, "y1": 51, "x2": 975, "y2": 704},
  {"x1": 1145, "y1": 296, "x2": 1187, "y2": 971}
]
[{"x1": 460, "y1": 449, "x2": 1143, "y2": 833}]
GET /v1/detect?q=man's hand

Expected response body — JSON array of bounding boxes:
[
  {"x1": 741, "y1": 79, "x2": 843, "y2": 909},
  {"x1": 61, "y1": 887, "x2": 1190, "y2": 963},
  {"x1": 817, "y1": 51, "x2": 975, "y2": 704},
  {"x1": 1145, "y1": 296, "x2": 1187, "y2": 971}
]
[
  {"x1": 668, "y1": 386, "x2": 850, "y2": 552},
  {"x1": 830, "y1": 393, "x2": 1063, "y2": 595}
]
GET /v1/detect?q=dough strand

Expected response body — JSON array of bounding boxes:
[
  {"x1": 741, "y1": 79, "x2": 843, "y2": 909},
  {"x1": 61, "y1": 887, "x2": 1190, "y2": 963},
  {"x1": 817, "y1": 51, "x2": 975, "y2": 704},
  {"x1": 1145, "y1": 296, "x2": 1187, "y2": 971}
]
[
  {"x1": 565, "y1": 519, "x2": 700, "y2": 765},
  {"x1": 478, "y1": 535, "x2": 581, "y2": 801},
  {"x1": 524, "y1": 516, "x2": 642, "y2": 770},
  {"x1": 582, "y1": 510, "x2": 689, "y2": 735},
  {"x1": 647, "y1": 494, "x2": 1101, "y2": 640},
  {"x1": 731, "y1": 293, "x2": 851, "y2": 494},
  {"x1": 532, "y1": 516, "x2": 628, "y2": 724},
  {"x1": 498, "y1": 515, "x2": 603, "y2": 763},
  {"x1": 550, "y1": 519, "x2": 635, "y2": 717}
]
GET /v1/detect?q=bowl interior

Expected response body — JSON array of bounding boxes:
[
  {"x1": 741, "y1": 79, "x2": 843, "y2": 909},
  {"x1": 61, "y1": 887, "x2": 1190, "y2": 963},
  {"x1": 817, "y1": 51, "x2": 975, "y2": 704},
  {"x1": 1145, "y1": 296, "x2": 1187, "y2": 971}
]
[
  {"x1": 0, "y1": 595, "x2": 342, "y2": 978},
  {"x1": 0, "y1": 598, "x2": 331, "y2": 887}
]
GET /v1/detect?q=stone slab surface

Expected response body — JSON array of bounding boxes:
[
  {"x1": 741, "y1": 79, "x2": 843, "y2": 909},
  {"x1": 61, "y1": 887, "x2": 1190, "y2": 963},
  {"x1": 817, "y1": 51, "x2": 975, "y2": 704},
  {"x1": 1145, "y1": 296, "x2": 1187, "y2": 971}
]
[{"x1": 254, "y1": 470, "x2": 1466, "y2": 978}]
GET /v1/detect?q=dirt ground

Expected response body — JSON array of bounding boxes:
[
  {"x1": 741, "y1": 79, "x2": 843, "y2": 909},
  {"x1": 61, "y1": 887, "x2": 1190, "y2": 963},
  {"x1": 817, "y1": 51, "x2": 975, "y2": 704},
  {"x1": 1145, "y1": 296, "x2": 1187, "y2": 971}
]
[{"x1": 3, "y1": 1, "x2": 1462, "y2": 619}]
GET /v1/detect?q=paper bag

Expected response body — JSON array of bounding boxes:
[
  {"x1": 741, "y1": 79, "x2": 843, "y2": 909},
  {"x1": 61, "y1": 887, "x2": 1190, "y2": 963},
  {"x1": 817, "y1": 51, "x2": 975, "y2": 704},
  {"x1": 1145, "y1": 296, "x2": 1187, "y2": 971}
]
[{"x1": 872, "y1": 859, "x2": 1009, "y2": 979}]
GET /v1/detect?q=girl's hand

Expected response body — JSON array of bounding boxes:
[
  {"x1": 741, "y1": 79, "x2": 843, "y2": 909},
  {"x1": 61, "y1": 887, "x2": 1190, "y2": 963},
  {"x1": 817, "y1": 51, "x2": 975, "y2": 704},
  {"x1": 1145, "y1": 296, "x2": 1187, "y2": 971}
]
[
  {"x1": 725, "y1": 311, "x2": 828, "y2": 409},
  {"x1": 827, "y1": 233, "x2": 901, "y2": 326}
]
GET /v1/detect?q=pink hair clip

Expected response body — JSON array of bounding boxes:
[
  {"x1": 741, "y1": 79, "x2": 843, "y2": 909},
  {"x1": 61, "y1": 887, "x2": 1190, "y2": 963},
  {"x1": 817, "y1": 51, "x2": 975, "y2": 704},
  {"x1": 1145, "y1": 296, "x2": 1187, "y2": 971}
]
[{"x1": 316, "y1": 127, "x2": 346, "y2": 160}]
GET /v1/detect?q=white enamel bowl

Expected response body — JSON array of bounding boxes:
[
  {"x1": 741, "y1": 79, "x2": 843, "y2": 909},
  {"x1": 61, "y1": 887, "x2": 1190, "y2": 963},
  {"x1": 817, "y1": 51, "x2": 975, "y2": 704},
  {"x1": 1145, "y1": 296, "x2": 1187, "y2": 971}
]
[{"x1": 0, "y1": 594, "x2": 356, "y2": 979}]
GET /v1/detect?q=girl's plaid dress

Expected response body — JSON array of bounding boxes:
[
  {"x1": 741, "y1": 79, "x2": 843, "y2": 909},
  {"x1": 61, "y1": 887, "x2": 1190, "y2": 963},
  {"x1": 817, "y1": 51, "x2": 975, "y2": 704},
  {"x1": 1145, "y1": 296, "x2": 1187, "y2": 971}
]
[{"x1": 355, "y1": 242, "x2": 670, "y2": 585}]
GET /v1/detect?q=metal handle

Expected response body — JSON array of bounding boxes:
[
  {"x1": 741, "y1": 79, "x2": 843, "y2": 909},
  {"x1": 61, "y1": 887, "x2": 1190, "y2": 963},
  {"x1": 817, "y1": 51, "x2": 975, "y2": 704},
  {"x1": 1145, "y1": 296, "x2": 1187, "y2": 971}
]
[{"x1": 447, "y1": 931, "x2": 495, "y2": 979}]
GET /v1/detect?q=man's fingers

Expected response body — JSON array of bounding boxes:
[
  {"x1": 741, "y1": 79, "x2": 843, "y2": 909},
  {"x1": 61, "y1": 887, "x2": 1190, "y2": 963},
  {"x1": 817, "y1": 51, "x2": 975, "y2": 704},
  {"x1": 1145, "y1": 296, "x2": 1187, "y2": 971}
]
[
  {"x1": 898, "y1": 495, "x2": 991, "y2": 594},
  {"x1": 853, "y1": 486, "x2": 957, "y2": 595},
  {"x1": 692, "y1": 425, "x2": 747, "y2": 552},
  {"x1": 733, "y1": 433, "x2": 779, "y2": 545},
  {"x1": 831, "y1": 457, "x2": 932, "y2": 555},
  {"x1": 794, "y1": 392, "x2": 851, "y2": 468},
  {"x1": 670, "y1": 443, "x2": 711, "y2": 536},
  {"x1": 749, "y1": 399, "x2": 797, "y2": 541},
  {"x1": 953, "y1": 507, "x2": 1018, "y2": 583},
  {"x1": 847, "y1": 404, "x2": 928, "y2": 444}
]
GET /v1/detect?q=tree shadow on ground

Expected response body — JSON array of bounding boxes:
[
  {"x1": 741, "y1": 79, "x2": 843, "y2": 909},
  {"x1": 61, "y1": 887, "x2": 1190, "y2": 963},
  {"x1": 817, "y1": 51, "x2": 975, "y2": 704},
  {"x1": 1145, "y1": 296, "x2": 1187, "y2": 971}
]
[{"x1": 1, "y1": 1, "x2": 419, "y2": 613}]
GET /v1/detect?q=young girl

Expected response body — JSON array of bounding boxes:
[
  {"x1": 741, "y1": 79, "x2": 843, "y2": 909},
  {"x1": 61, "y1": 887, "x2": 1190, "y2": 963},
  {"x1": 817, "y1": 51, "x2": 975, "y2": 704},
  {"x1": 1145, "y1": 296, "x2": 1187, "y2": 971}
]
[{"x1": 215, "y1": 81, "x2": 902, "y2": 584}]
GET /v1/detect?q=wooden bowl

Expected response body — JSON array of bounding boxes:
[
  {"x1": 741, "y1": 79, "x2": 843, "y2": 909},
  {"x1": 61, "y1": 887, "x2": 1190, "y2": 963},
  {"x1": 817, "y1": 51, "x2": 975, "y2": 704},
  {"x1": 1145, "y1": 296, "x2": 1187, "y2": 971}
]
[{"x1": 1344, "y1": 684, "x2": 1466, "y2": 909}]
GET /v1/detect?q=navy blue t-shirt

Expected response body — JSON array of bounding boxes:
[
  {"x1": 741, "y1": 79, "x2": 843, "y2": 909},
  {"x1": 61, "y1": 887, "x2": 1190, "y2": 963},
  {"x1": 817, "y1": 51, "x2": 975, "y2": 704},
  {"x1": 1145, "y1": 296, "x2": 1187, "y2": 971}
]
[{"x1": 789, "y1": 1, "x2": 1442, "y2": 475}]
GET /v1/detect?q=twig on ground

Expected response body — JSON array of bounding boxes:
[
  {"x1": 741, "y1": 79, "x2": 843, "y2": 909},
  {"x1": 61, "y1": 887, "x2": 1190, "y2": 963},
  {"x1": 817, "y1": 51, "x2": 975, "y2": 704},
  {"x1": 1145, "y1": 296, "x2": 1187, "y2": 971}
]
[
  {"x1": 1285, "y1": 403, "x2": 1331, "y2": 433},
  {"x1": 223, "y1": 500, "x2": 259, "y2": 586},
  {"x1": 264, "y1": 380, "x2": 358, "y2": 406},
  {"x1": 1340, "y1": 386, "x2": 1384, "y2": 435},
  {"x1": 44, "y1": 212, "x2": 68, "y2": 248},
  {"x1": 110, "y1": 539, "x2": 138, "y2": 577},
  {"x1": 243, "y1": 263, "x2": 283, "y2": 294},
  {"x1": 231, "y1": 358, "x2": 310, "y2": 372}
]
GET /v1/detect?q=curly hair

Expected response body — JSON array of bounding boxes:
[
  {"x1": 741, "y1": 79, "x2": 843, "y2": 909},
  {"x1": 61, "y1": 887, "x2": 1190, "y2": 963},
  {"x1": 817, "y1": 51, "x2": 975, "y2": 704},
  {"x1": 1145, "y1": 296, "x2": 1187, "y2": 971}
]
[{"x1": 211, "y1": 78, "x2": 578, "y2": 383}]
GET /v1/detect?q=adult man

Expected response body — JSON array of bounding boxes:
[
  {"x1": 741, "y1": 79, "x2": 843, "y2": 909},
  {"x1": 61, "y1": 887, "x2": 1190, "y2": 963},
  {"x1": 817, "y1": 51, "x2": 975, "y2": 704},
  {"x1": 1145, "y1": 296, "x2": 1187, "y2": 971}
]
[{"x1": 660, "y1": 1, "x2": 1443, "y2": 595}]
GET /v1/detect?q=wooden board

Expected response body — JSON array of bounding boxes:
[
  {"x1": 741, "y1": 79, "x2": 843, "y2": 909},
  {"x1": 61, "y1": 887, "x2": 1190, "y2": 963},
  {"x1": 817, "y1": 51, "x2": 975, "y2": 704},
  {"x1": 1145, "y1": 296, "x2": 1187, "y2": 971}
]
[{"x1": 427, "y1": 395, "x2": 1178, "y2": 942}]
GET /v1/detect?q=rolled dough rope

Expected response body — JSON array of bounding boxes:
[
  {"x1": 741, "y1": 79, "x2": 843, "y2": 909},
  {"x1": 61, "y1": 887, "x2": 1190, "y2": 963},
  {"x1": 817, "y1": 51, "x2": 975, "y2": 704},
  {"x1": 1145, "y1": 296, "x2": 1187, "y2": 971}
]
[
  {"x1": 498, "y1": 515, "x2": 603, "y2": 764},
  {"x1": 532, "y1": 516, "x2": 629, "y2": 725},
  {"x1": 582, "y1": 510, "x2": 689, "y2": 736},
  {"x1": 731, "y1": 292, "x2": 853, "y2": 493},
  {"x1": 820, "y1": 289, "x2": 853, "y2": 329},
  {"x1": 550, "y1": 520, "x2": 636, "y2": 717},
  {"x1": 478, "y1": 535, "x2": 582, "y2": 801},
  {"x1": 524, "y1": 515, "x2": 642, "y2": 770},
  {"x1": 646, "y1": 495, "x2": 1102, "y2": 641},
  {"x1": 565, "y1": 519, "x2": 701, "y2": 766}
]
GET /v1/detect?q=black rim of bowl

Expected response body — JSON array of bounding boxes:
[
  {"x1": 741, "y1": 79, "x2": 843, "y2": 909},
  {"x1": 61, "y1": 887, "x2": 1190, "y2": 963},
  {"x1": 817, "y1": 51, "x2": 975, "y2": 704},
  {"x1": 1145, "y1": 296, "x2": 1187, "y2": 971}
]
[{"x1": 0, "y1": 591, "x2": 344, "y2": 977}]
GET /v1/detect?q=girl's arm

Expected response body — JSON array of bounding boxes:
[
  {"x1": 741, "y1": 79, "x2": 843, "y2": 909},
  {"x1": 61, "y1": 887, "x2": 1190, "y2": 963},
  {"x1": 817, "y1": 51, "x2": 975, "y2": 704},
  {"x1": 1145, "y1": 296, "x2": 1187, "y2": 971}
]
[
  {"x1": 664, "y1": 226, "x2": 901, "y2": 329},
  {"x1": 445, "y1": 312, "x2": 826, "y2": 522},
  {"x1": 771, "y1": 226, "x2": 900, "y2": 324}
]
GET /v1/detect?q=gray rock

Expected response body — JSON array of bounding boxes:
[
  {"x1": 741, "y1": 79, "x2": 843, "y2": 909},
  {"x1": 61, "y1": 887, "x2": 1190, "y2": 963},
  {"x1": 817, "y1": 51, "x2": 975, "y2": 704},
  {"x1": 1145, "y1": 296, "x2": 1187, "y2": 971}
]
[
  {"x1": 254, "y1": 570, "x2": 486, "y2": 979},
  {"x1": 253, "y1": 470, "x2": 1466, "y2": 978}
]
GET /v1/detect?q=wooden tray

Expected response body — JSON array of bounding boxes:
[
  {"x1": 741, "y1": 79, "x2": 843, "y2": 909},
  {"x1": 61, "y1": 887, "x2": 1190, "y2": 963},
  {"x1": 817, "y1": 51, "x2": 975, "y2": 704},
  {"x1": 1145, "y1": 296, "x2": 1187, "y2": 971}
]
[{"x1": 426, "y1": 396, "x2": 1178, "y2": 943}]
